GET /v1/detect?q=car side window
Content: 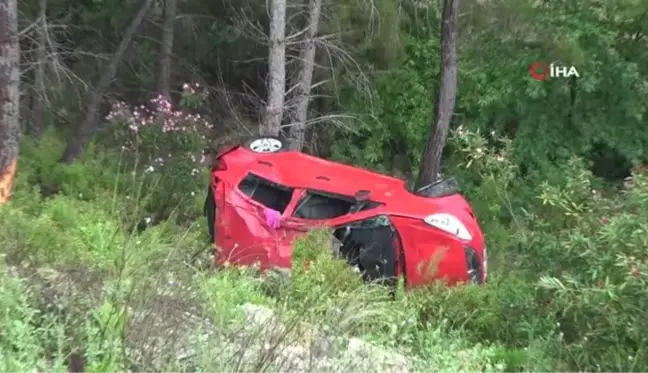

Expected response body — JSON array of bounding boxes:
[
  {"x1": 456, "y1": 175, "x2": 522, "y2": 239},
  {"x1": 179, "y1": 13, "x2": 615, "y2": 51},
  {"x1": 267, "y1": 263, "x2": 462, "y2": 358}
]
[{"x1": 237, "y1": 173, "x2": 294, "y2": 213}]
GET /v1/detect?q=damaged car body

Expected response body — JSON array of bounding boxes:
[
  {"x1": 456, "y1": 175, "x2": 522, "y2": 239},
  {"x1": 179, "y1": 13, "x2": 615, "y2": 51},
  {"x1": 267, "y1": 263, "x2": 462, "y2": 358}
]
[{"x1": 204, "y1": 136, "x2": 487, "y2": 288}]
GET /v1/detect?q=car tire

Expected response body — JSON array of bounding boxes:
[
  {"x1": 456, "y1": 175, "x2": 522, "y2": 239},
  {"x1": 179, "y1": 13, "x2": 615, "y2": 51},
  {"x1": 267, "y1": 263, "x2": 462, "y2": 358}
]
[{"x1": 244, "y1": 136, "x2": 287, "y2": 153}]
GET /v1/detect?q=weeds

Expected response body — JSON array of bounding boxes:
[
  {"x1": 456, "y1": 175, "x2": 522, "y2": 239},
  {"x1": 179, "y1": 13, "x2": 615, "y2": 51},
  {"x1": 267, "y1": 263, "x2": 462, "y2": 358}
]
[{"x1": 2, "y1": 128, "x2": 647, "y2": 372}]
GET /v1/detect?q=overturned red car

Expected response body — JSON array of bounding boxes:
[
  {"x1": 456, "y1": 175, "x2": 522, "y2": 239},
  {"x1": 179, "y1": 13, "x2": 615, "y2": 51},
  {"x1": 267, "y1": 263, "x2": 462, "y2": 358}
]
[{"x1": 204, "y1": 136, "x2": 487, "y2": 288}]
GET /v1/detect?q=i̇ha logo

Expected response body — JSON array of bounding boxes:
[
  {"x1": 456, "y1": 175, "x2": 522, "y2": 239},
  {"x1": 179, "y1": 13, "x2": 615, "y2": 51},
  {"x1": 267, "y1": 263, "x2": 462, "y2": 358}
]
[{"x1": 529, "y1": 61, "x2": 579, "y2": 80}]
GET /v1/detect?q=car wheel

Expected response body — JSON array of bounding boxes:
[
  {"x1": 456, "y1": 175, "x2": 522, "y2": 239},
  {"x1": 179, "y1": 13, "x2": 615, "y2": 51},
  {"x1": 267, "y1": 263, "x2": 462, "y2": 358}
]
[{"x1": 244, "y1": 136, "x2": 286, "y2": 153}]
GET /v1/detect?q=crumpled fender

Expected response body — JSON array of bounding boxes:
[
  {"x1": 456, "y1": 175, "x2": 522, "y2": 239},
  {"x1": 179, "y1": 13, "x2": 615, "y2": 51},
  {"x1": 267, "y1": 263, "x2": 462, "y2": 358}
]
[
  {"x1": 390, "y1": 215, "x2": 468, "y2": 287},
  {"x1": 214, "y1": 183, "x2": 295, "y2": 269}
]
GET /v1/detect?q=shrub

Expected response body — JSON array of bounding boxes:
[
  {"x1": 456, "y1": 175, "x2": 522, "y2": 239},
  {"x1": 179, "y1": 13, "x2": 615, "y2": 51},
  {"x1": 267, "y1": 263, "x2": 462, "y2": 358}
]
[
  {"x1": 533, "y1": 168, "x2": 648, "y2": 371},
  {"x1": 103, "y1": 84, "x2": 212, "y2": 222},
  {"x1": 0, "y1": 265, "x2": 67, "y2": 371},
  {"x1": 7, "y1": 123, "x2": 648, "y2": 372},
  {"x1": 442, "y1": 127, "x2": 648, "y2": 371}
]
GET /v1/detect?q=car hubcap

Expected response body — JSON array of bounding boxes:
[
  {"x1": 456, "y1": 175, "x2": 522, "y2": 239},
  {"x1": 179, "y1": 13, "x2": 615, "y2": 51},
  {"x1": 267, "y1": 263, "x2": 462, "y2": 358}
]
[{"x1": 249, "y1": 138, "x2": 282, "y2": 153}]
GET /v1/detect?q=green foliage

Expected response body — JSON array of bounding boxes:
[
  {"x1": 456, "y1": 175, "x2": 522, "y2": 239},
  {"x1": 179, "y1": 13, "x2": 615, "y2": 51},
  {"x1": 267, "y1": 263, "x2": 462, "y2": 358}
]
[
  {"x1": 8, "y1": 124, "x2": 648, "y2": 371},
  {"x1": 0, "y1": 269, "x2": 67, "y2": 372},
  {"x1": 13, "y1": 0, "x2": 648, "y2": 370},
  {"x1": 408, "y1": 127, "x2": 648, "y2": 371},
  {"x1": 326, "y1": 0, "x2": 648, "y2": 184},
  {"x1": 18, "y1": 128, "x2": 206, "y2": 227},
  {"x1": 101, "y1": 87, "x2": 211, "y2": 222},
  {"x1": 531, "y1": 169, "x2": 648, "y2": 371},
  {"x1": 0, "y1": 159, "x2": 504, "y2": 371},
  {"x1": 289, "y1": 229, "x2": 365, "y2": 297},
  {"x1": 199, "y1": 265, "x2": 272, "y2": 325},
  {"x1": 0, "y1": 261, "x2": 128, "y2": 372},
  {"x1": 19, "y1": 130, "x2": 123, "y2": 201}
]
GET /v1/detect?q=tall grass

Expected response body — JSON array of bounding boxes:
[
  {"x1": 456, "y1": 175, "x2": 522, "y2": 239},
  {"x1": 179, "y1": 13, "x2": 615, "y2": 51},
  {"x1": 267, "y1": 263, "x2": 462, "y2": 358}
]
[{"x1": 3, "y1": 128, "x2": 646, "y2": 372}]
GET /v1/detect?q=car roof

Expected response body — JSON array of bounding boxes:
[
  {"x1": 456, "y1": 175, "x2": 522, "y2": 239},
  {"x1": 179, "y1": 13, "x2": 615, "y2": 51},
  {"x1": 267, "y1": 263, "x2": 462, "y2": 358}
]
[
  {"x1": 220, "y1": 146, "x2": 405, "y2": 195},
  {"x1": 217, "y1": 146, "x2": 472, "y2": 217}
]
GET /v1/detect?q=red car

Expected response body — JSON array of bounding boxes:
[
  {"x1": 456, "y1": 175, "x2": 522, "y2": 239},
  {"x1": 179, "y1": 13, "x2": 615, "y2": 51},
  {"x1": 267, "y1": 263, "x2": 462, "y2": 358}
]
[{"x1": 204, "y1": 136, "x2": 487, "y2": 288}]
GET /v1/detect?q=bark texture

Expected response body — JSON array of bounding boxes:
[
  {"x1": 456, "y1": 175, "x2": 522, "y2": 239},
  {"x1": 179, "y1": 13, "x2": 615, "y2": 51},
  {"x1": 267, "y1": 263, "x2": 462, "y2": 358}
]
[
  {"x1": 30, "y1": 0, "x2": 47, "y2": 136},
  {"x1": 260, "y1": 0, "x2": 287, "y2": 136},
  {"x1": 414, "y1": 0, "x2": 459, "y2": 189},
  {"x1": 287, "y1": 0, "x2": 322, "y2": 150},
  {"x1": 157, "y1": 0, "x2": 177, "y2": 98},
  {"x1": 61, "y1": 0, "x2": 155, "y2": 162},
  {"x1": 0, "y1": 0, "x2": 20, "y2": 204}
]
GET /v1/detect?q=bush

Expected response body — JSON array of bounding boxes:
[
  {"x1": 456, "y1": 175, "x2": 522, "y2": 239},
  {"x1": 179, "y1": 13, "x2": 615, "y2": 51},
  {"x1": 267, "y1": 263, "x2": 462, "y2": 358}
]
[
  {"x1": 0, "y1": 265, "x2": 67, "y2": 372},
  {"x1": 532, "y1": 169, "x2": 648, "y2": 371},
  {"x1": 103, "y1": 84, "x2": 211, "y2": 222},
  {"x1": 424, "y1": 127, "x2": 648, "y2": 371},
  {"x1": 5, "y1": 123, "x2": 648, "y2": 372}
]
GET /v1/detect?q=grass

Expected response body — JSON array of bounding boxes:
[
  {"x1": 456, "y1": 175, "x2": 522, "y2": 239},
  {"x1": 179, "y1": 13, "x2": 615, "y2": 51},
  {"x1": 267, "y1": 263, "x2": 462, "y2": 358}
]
[
  {"x1": 4, "y1": 129, "x2": 648, "y2": 372},
  {"x1": 0, "y1": 139, "x2": 507, "y2": 372}
]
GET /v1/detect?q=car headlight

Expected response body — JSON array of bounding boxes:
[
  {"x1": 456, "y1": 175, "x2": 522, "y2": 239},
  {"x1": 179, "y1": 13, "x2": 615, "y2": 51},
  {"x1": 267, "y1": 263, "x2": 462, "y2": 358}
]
[{"x1": 423, "y1": 213, "x2": 472, "y2": 241}]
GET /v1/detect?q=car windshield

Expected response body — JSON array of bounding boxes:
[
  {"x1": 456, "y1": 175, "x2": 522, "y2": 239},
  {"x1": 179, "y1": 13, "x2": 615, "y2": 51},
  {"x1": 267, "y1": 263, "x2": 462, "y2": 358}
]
[
  {"x1": 293, "y1": 190, "x2": 382, "y2": 220},
  {"x1": 293, "y1": 191, "x2": 353, "y2": 219},
  {"x1": 237, "y1": 173, "x2": 294, "y2": 213}
]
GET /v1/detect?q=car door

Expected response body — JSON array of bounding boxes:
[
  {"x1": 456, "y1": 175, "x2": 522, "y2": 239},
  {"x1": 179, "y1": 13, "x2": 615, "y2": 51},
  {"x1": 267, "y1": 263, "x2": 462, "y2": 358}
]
[
  {"x1": 214, "y1": 172, "x2": 298, "y2": 269},
  {"x1": 282, "y1": 190, "x2": 400, "y2": 284},
  {"x1": 281, "y1": 189, "x2": 385, "y2": 253}
]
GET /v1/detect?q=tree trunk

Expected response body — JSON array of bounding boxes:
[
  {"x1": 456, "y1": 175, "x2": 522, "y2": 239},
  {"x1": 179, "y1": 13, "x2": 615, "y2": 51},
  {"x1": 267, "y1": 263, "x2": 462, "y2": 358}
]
[
  {"x1": 61, "y1": 0, "x2": 155, "y2": 163},
  {"x1": 0, "y1": 0, "x2": 20, "y2": 205},
  {"x1": 157, "y1": 0, "x2": 176, "y2": 98},
  {"x1": 414, "y1": 0, "x2": 459, "y2": 190},
  {"x1": 30, "y1": 0, "x2": 47, "y2": 137},
  {"x1": 260, "y1": 0, "x2": 287, "y2": 137},
  {"x1": 287, "y1": 0, "x2": 322, "y2": 151}
]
